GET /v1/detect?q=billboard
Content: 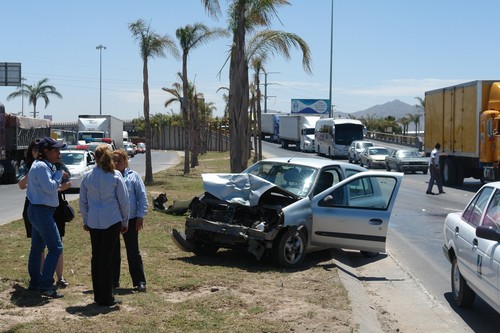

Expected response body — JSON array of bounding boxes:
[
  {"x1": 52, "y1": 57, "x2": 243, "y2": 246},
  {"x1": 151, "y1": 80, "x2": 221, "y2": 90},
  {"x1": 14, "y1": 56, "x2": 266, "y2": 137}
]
[
  {"x1": 0, "y1": 63, "x2": 21, "y2": 86},
  {"x1": 291, "y1": 99, "x2": 330, "y2": 114}
]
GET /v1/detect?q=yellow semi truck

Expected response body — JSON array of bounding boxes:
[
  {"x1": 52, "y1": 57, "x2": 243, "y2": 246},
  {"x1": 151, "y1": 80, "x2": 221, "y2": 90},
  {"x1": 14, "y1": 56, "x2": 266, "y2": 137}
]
[{"x1": 425, "y1": 80, "x2": 500, "y2": 185}]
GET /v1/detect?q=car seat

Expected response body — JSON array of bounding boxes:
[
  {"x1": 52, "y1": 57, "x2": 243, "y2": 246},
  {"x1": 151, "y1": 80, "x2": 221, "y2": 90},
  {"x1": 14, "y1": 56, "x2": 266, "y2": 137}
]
[
  {"x1": 313, "y1": 172, "x2": 334, "y2": 195},
  {"x1": 283, "y1": 168, "x2": 300, "y2": 187}
]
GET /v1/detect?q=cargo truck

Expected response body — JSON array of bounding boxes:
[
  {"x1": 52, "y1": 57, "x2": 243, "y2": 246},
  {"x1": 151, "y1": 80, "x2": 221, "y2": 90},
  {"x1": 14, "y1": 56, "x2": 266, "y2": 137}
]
[
  {"x1": 260, "y1": 113, "x2": 280, "y2": 142},
  {"x1": 0, "y1": 103, "x2": 51, "y2": 184},
  {"x1": 77, "y1": 115, "x2": 123, "y2": 149},
  {"x1": 278, "y1": 114, "x2": 321, "y2": 151},
  {"x1": 425, "y1": 80, "x2": 500, "y2": 185}
]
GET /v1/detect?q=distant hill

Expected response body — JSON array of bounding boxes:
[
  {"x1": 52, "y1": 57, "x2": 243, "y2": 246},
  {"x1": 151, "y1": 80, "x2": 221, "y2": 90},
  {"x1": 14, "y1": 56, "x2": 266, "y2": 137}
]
[{"x1": 334, "y1": 99, "x2": 424, "y2": 131}]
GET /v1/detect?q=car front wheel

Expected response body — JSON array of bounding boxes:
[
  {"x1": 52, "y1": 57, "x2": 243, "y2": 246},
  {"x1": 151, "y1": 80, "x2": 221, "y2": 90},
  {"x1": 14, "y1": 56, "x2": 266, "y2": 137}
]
[
  {"x1": 451, "y1": 257, "x2": 475, "y2": 307},
  {"x1": 273, "y1": 229, "x2": 306, "y2": 268}
]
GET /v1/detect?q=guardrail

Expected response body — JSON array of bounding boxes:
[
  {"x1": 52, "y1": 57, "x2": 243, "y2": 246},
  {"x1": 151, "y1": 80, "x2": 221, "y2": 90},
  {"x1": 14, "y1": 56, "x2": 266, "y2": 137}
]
[{"x1": 366, "y1": 131, "x2": 424, "y2": 151}]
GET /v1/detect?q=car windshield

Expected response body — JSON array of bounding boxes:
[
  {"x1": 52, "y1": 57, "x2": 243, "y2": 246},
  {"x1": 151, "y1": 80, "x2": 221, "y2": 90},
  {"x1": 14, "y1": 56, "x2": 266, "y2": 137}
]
[
  {"x1": 369, "y1": 148, "x2": 389, "y2": 155},
  {"x1": 397, "y1": 150, "x2": 421, "y2": 158},
  {"x1": 138, "y1": 143, "x2": 146, "y2": 148},
  {"x1": 359, "y1": 142, "x2": 373, "y2": 148},
  {"x1": 61, "y1": 152, "x2": 84, "y2": 166},
  {"x1": 244, "y1": 162, "x2": 318, "y2": 196}
]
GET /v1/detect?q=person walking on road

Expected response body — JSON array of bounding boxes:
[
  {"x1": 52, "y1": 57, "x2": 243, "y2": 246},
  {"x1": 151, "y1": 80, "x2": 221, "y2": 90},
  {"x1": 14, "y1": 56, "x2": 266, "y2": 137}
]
[
  {"x1": 80, "y1": 144, "x2": 129, "y2": 307},
  {"x1": 26, "y1": 137, "x2": 71, "y2": 298},
  {"x1": 426, "y1": 143, "x2": 445, "y2": 195},
  {"x1": 112, "y1": 149, "x2": 149, "y2": 292}
]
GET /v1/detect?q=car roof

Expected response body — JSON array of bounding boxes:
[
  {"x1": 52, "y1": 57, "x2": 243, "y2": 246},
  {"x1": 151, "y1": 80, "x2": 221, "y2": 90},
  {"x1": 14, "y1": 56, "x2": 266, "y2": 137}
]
[{"x1": 255, "y1": 157, "x2": 366, "y2": 171}]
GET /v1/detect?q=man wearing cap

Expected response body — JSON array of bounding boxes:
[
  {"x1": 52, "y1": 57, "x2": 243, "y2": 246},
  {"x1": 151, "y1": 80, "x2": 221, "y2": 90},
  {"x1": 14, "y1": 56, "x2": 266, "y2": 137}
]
[{"x1": 26, "y1": 137, "x2": 71, "y2": 298}]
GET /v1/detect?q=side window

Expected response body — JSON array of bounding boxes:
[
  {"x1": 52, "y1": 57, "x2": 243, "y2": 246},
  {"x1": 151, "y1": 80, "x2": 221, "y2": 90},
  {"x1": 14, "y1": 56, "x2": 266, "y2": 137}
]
[
  {"x1": 482, "y1": 189, "x2": 500, "y2": 229},
  {"x1": 462, "y1": 187, "x2": 494, "y2": 227},
  {"x1": 319, "y1": 176, "x2": 397, "y2": 210},
  {"x1": 345, "y1": 168, "x2": 362, "y2": 179}
]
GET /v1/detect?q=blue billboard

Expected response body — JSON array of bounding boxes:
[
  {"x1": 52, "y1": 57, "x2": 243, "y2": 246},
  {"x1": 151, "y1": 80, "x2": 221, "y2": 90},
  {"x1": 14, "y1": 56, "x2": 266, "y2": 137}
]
[{"x1": 291, "y1": 99, "x2": 330, "y2": 114}]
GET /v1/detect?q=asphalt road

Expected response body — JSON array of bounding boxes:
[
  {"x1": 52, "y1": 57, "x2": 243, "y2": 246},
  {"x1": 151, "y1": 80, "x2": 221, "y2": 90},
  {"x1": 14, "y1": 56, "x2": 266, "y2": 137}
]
[{"x1": 0, "y1": 150, "x2": 180, "y2": 226}]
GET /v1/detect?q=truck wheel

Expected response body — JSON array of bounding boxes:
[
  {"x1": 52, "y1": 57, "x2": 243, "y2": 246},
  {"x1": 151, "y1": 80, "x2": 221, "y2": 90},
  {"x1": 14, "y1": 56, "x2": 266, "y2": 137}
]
[
  {"x1": 0, "y1": 160, "x2": 18, "y2": 184},
  {"x1": 455, "y1": 162, "x2": 464, "y2": 186},
  {"x1": 443, "y1": 159, "x2": 456, "y2": 186}
]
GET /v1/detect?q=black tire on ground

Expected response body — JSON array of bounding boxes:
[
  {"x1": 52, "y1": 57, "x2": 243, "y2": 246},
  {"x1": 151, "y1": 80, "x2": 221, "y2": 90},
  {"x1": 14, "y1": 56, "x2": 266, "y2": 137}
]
[
  {"x1": 455, "y1": 162, "x2": 465, "y2": 186},
  {"x1": 360, "y1": 251, "x2": 379, "y2": 258},
  {"x1": 443, "y1": 158, "x2": 457, "y2": 186},
  {"x1": 451, "y1": 257, "x2": 475, "y2": 307},
  {"x1": 193, "y1": 243, "x2": 220, "y2": 256},
  {"x1": 423, "y1": 169, "x2": 428, "y2": 175},
  {"x1": 272, "y1": 229, "x2": 307, "y2": 268}
]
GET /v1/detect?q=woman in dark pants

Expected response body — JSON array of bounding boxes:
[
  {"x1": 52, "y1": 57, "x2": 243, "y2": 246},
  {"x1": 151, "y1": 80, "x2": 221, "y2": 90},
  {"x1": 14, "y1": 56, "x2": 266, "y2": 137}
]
[
  {"x1": 79, "y1": 144, "x2": 129, "y2": 306},
  {"x1": 112, "y1": 149, "x2": 149, "y2": 292}
]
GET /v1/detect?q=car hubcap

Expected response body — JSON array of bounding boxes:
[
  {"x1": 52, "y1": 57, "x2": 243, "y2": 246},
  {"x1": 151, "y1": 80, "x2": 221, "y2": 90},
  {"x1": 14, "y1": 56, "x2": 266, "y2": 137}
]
[
  {"x1": 284, "y1": 234, "x2": 303, "y2": 264},
  {"x1": 452, "y1": 262, "x2": 461, "y2": 298}
]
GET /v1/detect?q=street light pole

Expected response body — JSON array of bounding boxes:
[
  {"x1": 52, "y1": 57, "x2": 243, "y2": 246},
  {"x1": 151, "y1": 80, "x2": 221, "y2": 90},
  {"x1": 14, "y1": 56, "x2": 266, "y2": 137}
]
[
  {"x1": 329, "y1": 0, "x2": 334, "y2": 118},
  {"x1": 20, "y1": 77, "x2": 26, "y2": 116},
  {"x1": 96, "y1": 44, "x2": 106, "y2": 115}
]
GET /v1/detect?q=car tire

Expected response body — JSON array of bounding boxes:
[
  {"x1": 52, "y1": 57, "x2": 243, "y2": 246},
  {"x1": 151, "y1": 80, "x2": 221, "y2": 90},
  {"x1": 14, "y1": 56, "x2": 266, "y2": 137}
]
[
  {"x1": 386, "y1": 163, "x2": 391, "y2": 171},
  {"x1": 360, "y1": 251, "x2": 379, "y2": 258},
  {"x1": 451, "y1": 257, "x2": 475, "y2": 307},
  {"x1": 423, "y1": 169, "x2": 428, "y2": 175},
  {"x1": 272, "y1": 229, "x2": 307, "y2": 268},
  {"x1": 193, "y1": 243, "x2": 220, "y2": 256}
]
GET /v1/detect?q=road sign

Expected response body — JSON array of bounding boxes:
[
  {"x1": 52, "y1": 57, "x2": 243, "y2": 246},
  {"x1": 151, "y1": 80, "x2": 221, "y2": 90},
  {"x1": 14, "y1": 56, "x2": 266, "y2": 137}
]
[{"x1": 0, "y1": 63, "x2": 21, "y2": 86}]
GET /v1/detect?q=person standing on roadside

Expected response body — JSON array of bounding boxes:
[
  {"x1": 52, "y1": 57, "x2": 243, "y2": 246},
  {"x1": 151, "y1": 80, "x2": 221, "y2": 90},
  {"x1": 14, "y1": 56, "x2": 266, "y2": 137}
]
[
  {"x1": 26, "y1": 137, "x2": 71, "y2": 298},
  {"x1": 111, "y1": 149, "x2": 148, "y2": 292},
  {"x1": 426, "y1": 143, "x2": 445, "y2": 195},
  {"x1": 80, "y1": 144, "x2": 129, "y2": 307}
]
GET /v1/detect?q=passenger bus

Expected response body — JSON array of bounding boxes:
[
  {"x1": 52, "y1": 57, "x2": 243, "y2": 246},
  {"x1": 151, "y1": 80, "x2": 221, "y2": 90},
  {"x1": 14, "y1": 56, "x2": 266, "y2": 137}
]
[{"x1": 315, "y1": 118, "x2": 364, "y2": 158}]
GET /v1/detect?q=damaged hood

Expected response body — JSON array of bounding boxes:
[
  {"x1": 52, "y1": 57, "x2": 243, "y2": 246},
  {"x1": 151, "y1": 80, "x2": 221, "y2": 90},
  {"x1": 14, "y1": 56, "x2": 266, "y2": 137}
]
[{"x1": 202, "y1": 173, "x2": 296, "y2": 206}]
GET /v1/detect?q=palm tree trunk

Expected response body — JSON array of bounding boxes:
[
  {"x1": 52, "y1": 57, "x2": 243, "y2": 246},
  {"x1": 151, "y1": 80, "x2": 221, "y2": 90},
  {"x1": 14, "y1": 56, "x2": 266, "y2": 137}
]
[
  {"x1": 182, "y1": 53, "x2": 190, "y2": 175},
  {"x1": 143, "y1": 58, "x2": 153, "y2": 184}
]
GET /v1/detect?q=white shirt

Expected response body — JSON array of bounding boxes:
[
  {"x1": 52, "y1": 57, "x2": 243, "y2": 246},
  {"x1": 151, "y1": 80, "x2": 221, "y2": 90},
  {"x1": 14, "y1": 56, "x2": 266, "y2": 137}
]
[{"x1": 429, "y1": 148, "x2": 440, "y2": 166}]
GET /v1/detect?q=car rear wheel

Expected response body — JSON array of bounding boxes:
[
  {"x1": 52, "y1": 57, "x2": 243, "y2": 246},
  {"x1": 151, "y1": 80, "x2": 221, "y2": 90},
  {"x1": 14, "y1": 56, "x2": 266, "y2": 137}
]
[
  {"x1": 273, "y1": 229, "x2": 306, "y2": 268},
  {"x1": 193, "y1": 243, "x2": 220, "y2": 256},
  {"x1": 451, "y1": 257, "x2": 475, "y2": 307}
]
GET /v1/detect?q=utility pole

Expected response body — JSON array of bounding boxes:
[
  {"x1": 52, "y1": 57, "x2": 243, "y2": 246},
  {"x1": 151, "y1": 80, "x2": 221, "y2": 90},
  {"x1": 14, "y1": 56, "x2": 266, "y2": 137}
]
[
  {"x1": 20, "y1": 77, "x2": 26, "y2": 116},
  {"x1": 262, "y1": 70, "x2": 279, "y2": 113},
  {"x1": 329, "y1": 0, "x2": 334, "y2": 118},
  {"x1": 96, "y1": 44, "x2": 106, "y2": 115}
]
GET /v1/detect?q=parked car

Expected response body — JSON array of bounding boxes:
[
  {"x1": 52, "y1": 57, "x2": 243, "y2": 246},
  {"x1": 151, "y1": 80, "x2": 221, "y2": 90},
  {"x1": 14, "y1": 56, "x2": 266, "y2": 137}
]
[
  {"x1": 385, "y1": 149, "x2": 428, "y2": 174},
  {"x1": 348, "y1": 140, "x2": 374, "y2": 164},
  {"x1": 359, "y1": 147, "x2": 391, "y2": 169},
  {"x1": 136, "y1": 142, "x2": 146, "y2": 153},
  {"x1": 124, "y1": 142, "x2": 135, "y2": 157},
  {"x1": 443, "y1": 182, "x2": 500, "y2": 313},
  {"x1": 60, "y1": 149, "x2": 96, "y2": 189},
  {"x1": 172, "y1": 157, "x2": 403, "y2": 268}
]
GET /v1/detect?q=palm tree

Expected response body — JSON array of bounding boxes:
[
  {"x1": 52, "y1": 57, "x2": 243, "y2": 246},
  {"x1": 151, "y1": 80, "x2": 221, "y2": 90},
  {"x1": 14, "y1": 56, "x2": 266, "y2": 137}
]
[
  {"x1": 176, "y1": 23, "x2": 228, "y2": 174},
  {"x1": 201, "y1": 0, "x2": 293, "y2": 173},
  {"x1": 407, "y1": 113, "x2": 422, "y2": 136},
  {"x1": 7, "y1": 78, "x2": 62, "y2": 118},
  {"x1": 129, "y1": 19, "x2": 179, "y2": 185},
  {"x1": 248, "y1": 30, "x2": 312, "y2": 161}
]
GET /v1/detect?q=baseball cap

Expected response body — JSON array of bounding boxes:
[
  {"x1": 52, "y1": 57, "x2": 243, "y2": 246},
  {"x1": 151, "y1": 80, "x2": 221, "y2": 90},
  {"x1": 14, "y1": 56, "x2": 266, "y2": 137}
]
[{"x1": 36, "y1": 137, "x2": 67, "y2": 150}]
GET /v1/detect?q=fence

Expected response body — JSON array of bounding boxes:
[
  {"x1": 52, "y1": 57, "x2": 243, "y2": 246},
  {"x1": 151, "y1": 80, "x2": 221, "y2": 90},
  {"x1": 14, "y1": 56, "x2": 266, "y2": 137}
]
[
  {"x1": 366, "y1": 131, "x2": 424, "y2": 151},
  {"x1": 150, "y1": 124, "x2": 230, "y2": 152}
]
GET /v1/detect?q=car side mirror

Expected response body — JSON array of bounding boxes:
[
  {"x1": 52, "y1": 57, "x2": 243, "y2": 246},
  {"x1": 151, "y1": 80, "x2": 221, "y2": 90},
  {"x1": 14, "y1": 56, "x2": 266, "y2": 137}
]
[{"x1": 476, "y1": 226, "x2": 500, "y2": 242}]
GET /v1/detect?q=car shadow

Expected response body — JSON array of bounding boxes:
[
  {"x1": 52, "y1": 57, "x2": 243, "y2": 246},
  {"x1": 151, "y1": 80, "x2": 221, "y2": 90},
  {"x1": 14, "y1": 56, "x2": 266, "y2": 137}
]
[{"x1": 442, "y1": 292, "x2": 500, "y2": 331}]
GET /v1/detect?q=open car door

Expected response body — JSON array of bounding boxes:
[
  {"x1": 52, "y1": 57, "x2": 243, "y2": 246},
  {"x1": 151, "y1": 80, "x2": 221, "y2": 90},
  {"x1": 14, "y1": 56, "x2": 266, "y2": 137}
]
[{"x1": 310, "y1": 171, "x2": 403, "y2": 253}]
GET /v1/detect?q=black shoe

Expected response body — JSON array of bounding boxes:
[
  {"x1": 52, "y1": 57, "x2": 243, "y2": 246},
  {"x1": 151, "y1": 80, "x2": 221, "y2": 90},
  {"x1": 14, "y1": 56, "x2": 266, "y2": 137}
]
[
  {"x1": 426, "y1": 191, "x2": 435, "y2": 195},
  {"x1": 40, "y1": 289, "x2": 64, "y2": 298},
  {"x1": 137, "y1": 282, "x2": 147, "y2": 292},
  {"x1": 56, "y1": 277, "x2": 69, "y2": 289},
  {"x1": 439, "y1": 191, "x2": 446, "y2": 194}
]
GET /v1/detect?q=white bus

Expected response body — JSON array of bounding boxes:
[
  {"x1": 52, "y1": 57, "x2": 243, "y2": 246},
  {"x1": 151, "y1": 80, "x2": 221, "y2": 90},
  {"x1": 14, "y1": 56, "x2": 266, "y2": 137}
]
[{"x1": 315, "y1": 118, "x2": 364, "y2": 158}]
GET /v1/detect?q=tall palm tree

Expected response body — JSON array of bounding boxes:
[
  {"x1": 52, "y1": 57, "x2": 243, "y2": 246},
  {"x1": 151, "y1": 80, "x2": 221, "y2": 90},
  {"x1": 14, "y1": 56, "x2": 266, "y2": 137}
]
[
  {"x1": 7, "y1": 78, "x2": 62, "y2": 118},
  {"x1": 176, "y1": 23, "x2": 228, "y2": 174},
  {"x1": 248, "y1": 30, "x2": 312, "y2": 161},
  {"x1": 129, "y1": 19, "x2": 179, "y2": 185},
  {"x1": 407, "y1": 113, "x2": 422, "y2": 136},
  {"x1": 201, "y1": 0, "x2": 293, "y2": 173}
]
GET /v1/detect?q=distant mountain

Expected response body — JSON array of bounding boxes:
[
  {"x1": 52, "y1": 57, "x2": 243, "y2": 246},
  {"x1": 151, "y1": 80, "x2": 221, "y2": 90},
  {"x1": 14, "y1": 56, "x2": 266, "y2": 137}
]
[{"x1": 334, "y1": 99, "x2": 423, "y2": 131}]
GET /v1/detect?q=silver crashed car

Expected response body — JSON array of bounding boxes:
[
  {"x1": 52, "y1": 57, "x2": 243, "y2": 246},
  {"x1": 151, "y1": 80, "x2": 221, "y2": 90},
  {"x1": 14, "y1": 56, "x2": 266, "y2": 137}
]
[{"x1": 172, "y1": 157, "x2": 403, "y2": 268}]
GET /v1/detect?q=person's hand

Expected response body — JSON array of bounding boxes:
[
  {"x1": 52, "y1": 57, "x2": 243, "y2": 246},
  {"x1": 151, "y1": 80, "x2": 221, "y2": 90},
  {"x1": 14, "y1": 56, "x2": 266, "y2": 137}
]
[
  {"x1": 59, "y1": 181, "x2": 72, "y2": 191},
  {"x1": 62, "y1": 171, "x2": 69, "y2": 180},
  {"x1": 83, "y1": 224, "x2": 89, "y2": 232},
  {"x1": 136, "y1": 218, "x2": 144, "y2": 232},
  {"x1": 121, "y1": 225, "x2": 128, "y2": 234}
]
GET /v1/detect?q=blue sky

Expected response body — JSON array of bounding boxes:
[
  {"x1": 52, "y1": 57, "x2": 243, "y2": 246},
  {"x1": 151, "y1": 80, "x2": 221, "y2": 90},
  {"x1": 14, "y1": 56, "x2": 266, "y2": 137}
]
[{"x1": 1, "y1": 0, "x2": 500, "y2": 122}]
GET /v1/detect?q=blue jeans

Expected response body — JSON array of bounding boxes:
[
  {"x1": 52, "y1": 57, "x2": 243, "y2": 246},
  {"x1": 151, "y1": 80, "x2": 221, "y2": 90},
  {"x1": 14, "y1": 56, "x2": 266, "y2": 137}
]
[{"x1": 27, "y1": 204, "x2": 63, "y2": 291}]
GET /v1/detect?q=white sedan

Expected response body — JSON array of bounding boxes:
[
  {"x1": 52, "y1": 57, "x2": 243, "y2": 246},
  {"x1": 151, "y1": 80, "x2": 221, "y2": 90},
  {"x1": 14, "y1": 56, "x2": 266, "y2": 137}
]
[
  {"x1": 60, "y1": 150, "x2": 96, "y2": 189},
  {"x1": 443, "y1": 182, "x2": 500, "y2": 313}
]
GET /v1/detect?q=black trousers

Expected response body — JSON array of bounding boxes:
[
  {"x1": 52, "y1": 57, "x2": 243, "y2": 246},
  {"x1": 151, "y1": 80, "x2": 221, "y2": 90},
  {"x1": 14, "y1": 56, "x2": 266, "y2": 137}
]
[
  {"x1": 113, "y1": 218, "x2": 146, "y2": 287},
  {"x1": 89, "y1": 222, "x2": 121, "y2": 305}
]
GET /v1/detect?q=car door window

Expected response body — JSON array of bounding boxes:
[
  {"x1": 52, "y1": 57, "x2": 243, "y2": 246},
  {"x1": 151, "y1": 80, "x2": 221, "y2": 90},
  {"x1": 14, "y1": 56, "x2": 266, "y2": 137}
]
[
  {"x1": 319, "y1": 175, "x2": 397, "y2": 210},
  {"x1": 462, "y1": 187, "x2": 494, "y2": 226},
  {"x1": 482, "y1": 189, "x2": 500, "y2": 230}
]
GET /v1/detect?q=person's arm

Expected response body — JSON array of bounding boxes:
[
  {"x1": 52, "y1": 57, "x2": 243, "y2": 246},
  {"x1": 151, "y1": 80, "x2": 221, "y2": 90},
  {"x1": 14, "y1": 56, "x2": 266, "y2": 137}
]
[
  {"x1": 134, "y1": 172, "x2": 148, "y2": 231},
  {"x1": 18, "y1": 174, "x2": 28, "y2": 189}
]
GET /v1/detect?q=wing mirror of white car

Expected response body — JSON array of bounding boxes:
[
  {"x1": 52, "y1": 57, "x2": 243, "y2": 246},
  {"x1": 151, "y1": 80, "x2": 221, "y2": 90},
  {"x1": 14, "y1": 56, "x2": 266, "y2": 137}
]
[{"x1": 476, "y1": 226, "x2": 500, "y2": 242}]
